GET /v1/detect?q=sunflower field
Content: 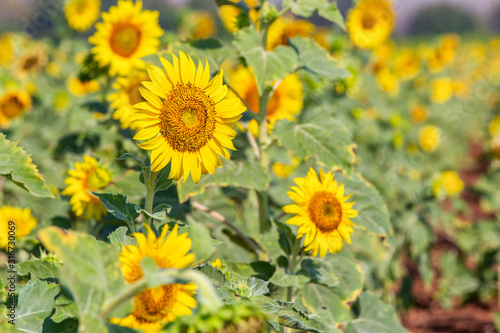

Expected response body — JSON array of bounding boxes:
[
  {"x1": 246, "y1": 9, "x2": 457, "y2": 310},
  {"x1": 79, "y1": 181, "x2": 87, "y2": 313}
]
[{"x1": 1, "y1": 0, "x2": 500, "y2": 332}]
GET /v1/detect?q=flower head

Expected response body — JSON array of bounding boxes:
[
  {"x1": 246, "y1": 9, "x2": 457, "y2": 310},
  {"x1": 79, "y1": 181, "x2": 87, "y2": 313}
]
[
  {"x1": 61, "y1": 155, "x2": 111, "y2": 221},
  {"x1": 432, "y1": 171, "x2": 464, "y2": 198},
  {"x1": 179, "y1": 11, "x2": 217, "y2": 40},
  {"x1": 283, "y1": 168, "x2": 358, "y2": 257},
  {"x1": 111, "y1": 224, "x2": 197, "y2": 331},
  {"x1": 418, "y1": 125, "x2": 440, "y2": 152},
  {"x1": 0, "y1": 206, "x2": 38, "y2": 249},
  {"x1": 267, "y1": 16, "x2": 315, "y2": 51},
  {"x1": 108, "y1": 69, "x2": 149, "y2": 129},
  {"x1": 0, "y1": 90, "x2": 32, "y2": 128},
  {"x1": 14, "y1": 45, "x2": 48, "y2": 78},
  {"x1": 347, "y1": 0, "x2": 395, "y2": 49},
  {"x1": 65, "y1": 0, "x2": 101, "y2": 32},
  {"x1": 431, "y1": 77, "x2": 453, "y2": 104},
  {"x1": 89, "y1": 0, "x2": 163, "y2": 76},
  {"x1": 69, "y1": 77, "x2": 100, "y2": 96},
  {"x1": 130, "y1": 51, "x2": 246, "y2": 183}
]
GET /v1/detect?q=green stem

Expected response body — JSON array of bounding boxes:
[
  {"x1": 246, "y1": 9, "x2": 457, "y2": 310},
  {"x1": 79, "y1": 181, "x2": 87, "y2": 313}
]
[
  {"x1": 99, "y1": 268, "x2": 222, "y2": 319},
  {"x1": 144, "y1": 170, "x2": 157, "y2": 227},
  {"x1": 257, "y1": 88, "x2": 271, "y2": 234},
  {"x1": 286, "y1": 238, "x2": 301, "y2": 302}
]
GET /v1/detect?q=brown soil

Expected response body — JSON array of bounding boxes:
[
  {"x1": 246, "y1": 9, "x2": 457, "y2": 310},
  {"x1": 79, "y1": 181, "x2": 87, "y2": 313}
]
[{"x1": 400, "y1": 140, "x2": 499, "y2": 333}]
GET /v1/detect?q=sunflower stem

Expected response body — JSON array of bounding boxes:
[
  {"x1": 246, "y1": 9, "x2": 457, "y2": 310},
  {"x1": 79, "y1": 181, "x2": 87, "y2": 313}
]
[
  {"x1": 257, "y1": 87, "x2": 271, "y2": 234},
  {"x1": 286, "y1": 237, "x2": 301, "y2": 302},
  {"x1": 144, "y1": 169, "x2": 157, "y2": 227}
]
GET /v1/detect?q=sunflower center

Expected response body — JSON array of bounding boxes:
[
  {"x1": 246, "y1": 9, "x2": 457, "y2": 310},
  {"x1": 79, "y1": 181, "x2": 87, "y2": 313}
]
[
  {"x1": 74, "y1": 0, "x2": 89, "y2": 13},
  {"x1": 23, "y1": 56, "x2": 39, "y2": 71},
  {"x1": 110, "y1": 24, "x2": 141, "y2": 57},
  {"x1": 308, "y1": 191, "x2": 342, "y2": 232},
  {"x1": 132, "y1": 284, "x2": 181, "y2": 323},
  {"x1": 160, "y1": 83, "x2": 216, "y2": 153},
  {"x1": 2, "y1": 97, "x2": 23, "y2": 117},
  {"x1": 362, "y1": 13, "x2": 377, "y2": 30},
  {"x1": 86, "y1": 168, "x2": 110, "y2": 190}
]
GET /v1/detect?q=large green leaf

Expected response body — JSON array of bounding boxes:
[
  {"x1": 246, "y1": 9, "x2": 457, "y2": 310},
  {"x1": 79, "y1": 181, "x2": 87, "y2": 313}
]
[
  {"x1": 93, "y1": 193, "x2": 140, "y2": 224},
  {"x1": 270, "y1": 267, "x2": 309, "y2": 289},
  {"x1": 177, "y1": 160, "x2": 270, "y2": 202},
  {"x1": 334, "y1": 173, "x2": 394, "y2": 248},
  {"x1": 344, "y1": 292, "x2": 407, "y2": 333},
  {"x1": 283, "y1": 0, "x2": 345, "y2": 29},
  {"x1": 289, "y1": 36, "x2": 350, "y2": 80},
  {"x1": 195, "y1": 264, "x2": 228, "y2": 289},
  {"x1": 276, "y1": 300, "x2": 331, "y2": 333},
  {"x1": 233, "y1": 27, "x2": 298, "y2": 93},
  {"x1": 38, "y1": 227, "x2": 125, "y2": 319},
  {"x1": 14, "y1": 258, "x2": 62, "y2": 281},
  {"x1": 273, "y1": 119, "x2": 356, "y2": 171},
  {"x1": 300, "y1": 250, "x2": 364, "y2": 327},
  {"x1": 0, "y1": 133, "x2": 53, "y2": 198},
  {"x1": 16, "y1": 280, "x2": 60, "y2": 332}
]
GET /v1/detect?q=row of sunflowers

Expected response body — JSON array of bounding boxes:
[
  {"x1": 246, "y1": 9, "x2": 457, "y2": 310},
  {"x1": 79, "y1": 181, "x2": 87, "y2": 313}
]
[{"x1": 1, "y1": 0, "x2": 499, "y2": 332}]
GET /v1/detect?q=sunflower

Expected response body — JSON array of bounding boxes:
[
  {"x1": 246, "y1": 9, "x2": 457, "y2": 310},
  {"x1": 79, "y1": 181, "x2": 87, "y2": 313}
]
[
  {"x1": 89, "y1": 0, "x2": 163, "y2": 76},
  {"x1": 219, "y1": 0, "x2": 258, "y2": 33},
  {"x1": 267, "y1": 16, "x2": 315, "y2": 51},
  {"x1": 111, "y1": 224, "x2": 197, "y2": 331},
  {"x1": 418, "y1": 125, "x2": 440, "y2": 152},
  {"x1": 346, "y1": 0, "x2": 395, "y2": 49},
  {"x1": 65, "y1": 0, "x2": 101, "y2": 32},
  {"x1": 130, "y1": 51, "x2": 246, "y2": 183},
  {"x1": 376, "y1": 67, "x2": 399, "y2": 96},
  {"x1": 61, "y1": 155, "x2": 111, "y2": 221},
  {"x1": 108, "y1": 69, "x2": 149, "y2": 129},
  {"x1": 14, "y1": 46, "x2": 48, "y2": 78},
  {"x1": 408, "y1": 104, "x2": 428, "y2": 124},
  {"x1": 432, "y1": 171, "x2": 464, "y2": 198},
  {"x1": 179, "y1": 10, "x2": 217, "y2": 40},
  {"x1": 0, "y1": 90, "x2": 32, "y2": 128},
  {"x1": 283, "y1": 168, "x2": 358, "y2": 257},
  {"x1": 0, "y1": 206, "x2": 38, "y2": 249},
  {"x1": 227, "y1": 66, "x2": 303, "y2": 125},
  {"x1": 69, "y1": 77, "x2": 100, "y2": 96},
  {"x1": 431, "y1": 77, "x2": 453, "y2": 104},
  {"x1": 394, "y1": 48, "x2": 420, "y2": 81}
]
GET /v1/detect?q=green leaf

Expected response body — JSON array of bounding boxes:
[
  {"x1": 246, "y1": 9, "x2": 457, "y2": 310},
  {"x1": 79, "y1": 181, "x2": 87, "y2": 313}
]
[
  {"x1": 136, "y1": 207, "x2": 168, "y2": 221},
  {"x1": 117, "y1": 153, "x2": 145, "y2": 168},
  {"x1": 300, "y1": 250, "x2": 364, "y2": 326},
  {"x1": 52, "y1": 295, "x2": 79, "y2": 323},
  {"x1": 270, "y1": 267, "x2": 309, "y2": 288},
  {"x1": 334, "y1": 173, "x2": 394, "y2": 248},
  {"x1": 233, "y1": 27, "x2": 298, "y2": 94},
  {"x1": 344, "y1": 292, "x2": 407, "y2": 333},
  {"x1": 38, "y1": 227, "x2": 125, "y2": 318},
  {"x1": 16, "y1": 280, "x2": 60, "y2": 332},
  {"x1": 0, "y1": 133, "x2": 54, "y2": 198},
  {"x1": 289, "y1": 36, "x2": 350, "y2": 80},
  {"x1": 283, "y1": 0, "x2": 345, "y2": 29},
  {"x1": 177, "y1": 160, "x2": 270, "y2": 202},
  {"x1": 14, "y1": 259, "x2": 62, "y2": 281},
  {"x1": 276, "y1": 300, "x2": 330, "y2": 333},
  {"x1": 93, "y1": 192, "x2": 140, "y2": 224},
  {"x1": 151, "y1": 166, "x2": 174, "y2": 192},
  {"x1": 195, "y1": 264, "x2": 228, "y2": 289},
  {"x1": 108, "y1": 227, "x2": 137, "y2": 247},
  {"x1": 273, "y1": 119, "x2": 356, "y2": 171}
]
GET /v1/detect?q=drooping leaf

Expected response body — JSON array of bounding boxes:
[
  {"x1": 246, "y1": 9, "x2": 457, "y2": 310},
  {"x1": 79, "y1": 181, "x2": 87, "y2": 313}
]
[
  {"x1": 14, "y1": 259, "x2": 62, "y2": 281},
  {"x1": 276, "y1": 300, "x2": 332, "y2": 333},
  {"x1": 289, "y1": 36, "x2": 351, "y2": 80},
  {"x1": 334, "y1": 173, "x2": 395, "y2": 248},
  {"x1": 0, "y1": 133, "x2": 53, "y2": 198},
  {"x1": 300, "y1": 250, "x2": 364, "y2": 327},
  {"x1": 270, "y1": 267, "x2": 309, "y2": 289},
  {"x1": 283, "y1": 0, "x2": 345, "y2": 29},
  {"x1": 177, "y1": 160, "x2": 270, "y2": 202},
  {"x1": 195, "y1": 264, "x2": 228, "y2": 289},
  {"x1": 344, "y1": 292, "x2": 408, "y2": 333},
  {"x1": 117, "y1": 153, "x2": 145, "y2": 169},
  {"x1": 273, "y1": 119, "x2": 356, "y2": 171},
  {"x1": 16, "y1": 280, "x2": 60, "y2": 332},
  {"x1": 93, "y1": 192, "x2": 140, "y2": 224},
  {"x1": 233, "y1": 27, "x2": 298, "y2": 93}
]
